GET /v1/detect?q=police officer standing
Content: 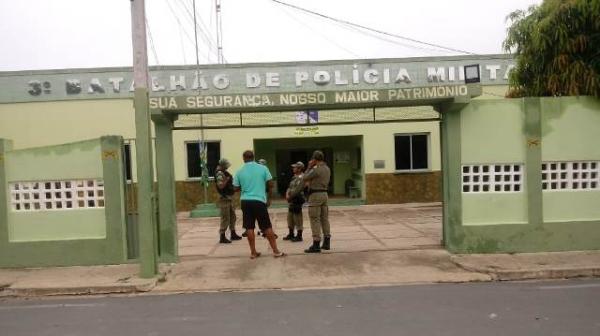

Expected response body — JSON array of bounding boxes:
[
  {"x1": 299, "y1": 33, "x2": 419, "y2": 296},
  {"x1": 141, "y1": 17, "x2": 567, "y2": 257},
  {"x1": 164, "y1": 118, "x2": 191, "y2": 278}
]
[
  {"x1": 303, "y1": 150, "x2": 331, "y2": 253},
  {"x1": 284, "y1": 161, "x2": 305, "y2": 242},
  {"x1": 215, "y1": 158, "x2": 242, "y2": 244}
]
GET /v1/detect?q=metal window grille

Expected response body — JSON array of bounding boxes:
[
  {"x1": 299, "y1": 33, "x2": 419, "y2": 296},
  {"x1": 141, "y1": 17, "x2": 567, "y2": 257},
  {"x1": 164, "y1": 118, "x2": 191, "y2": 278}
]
[
  {"x1": 10, "y1": 180, "x2": 105, "y2": 212},
  {"x1": 462, "y1": 164, "x2": 523, "y2": 193}
]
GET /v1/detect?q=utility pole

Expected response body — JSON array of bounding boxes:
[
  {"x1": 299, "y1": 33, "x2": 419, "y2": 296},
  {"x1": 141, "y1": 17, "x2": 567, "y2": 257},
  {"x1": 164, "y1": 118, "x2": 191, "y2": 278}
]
[
  {"x1": 130, "y1": 0, "x2": 158, "y2": 278},
  {"x1": 215, "y1": 0, "x2": 224, "y2": 64}
]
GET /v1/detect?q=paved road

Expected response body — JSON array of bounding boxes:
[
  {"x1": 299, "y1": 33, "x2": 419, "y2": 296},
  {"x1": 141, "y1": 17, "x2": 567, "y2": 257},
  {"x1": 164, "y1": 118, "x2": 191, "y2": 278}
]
[{"x1": 1, "y1": 279, "x2": 599, "y2": 336}]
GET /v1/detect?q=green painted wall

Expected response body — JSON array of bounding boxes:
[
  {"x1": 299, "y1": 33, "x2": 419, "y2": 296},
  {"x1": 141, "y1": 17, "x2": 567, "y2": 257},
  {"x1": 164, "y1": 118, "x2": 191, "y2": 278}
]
[
  {"x1": 4, "y1": 139, "x2": 105, "y2": 242},
  {"x1": 8, "y1": 210, "x2": 106, "y2": 242},
  {"x1": 540, "y1": 97, "x2": 600, "y2": 222},
  {"x1": 541, "y1": 97, "x2": 600, "y2": 160},
  {"x1": 543, "y1": 192, "x2": 600, "y2": 222},
  {"x1": 446, "y1": 97, "x2": 600, "y2": 253},
  {"x1": 0, "y1": 136, "x2": 128, "y2": 267},
  {"x1": 5, "y1": 138, "x2": 103, "y2": 181},
  {"x1": 462, "y1": 193, "x2": 528, "y2": 225},
  {"x1": 461, "y1": 100, "x2": 526, "y2": 163},
  {"x1": 460, "y1": 100, "x2": 528, "y2": 226}
]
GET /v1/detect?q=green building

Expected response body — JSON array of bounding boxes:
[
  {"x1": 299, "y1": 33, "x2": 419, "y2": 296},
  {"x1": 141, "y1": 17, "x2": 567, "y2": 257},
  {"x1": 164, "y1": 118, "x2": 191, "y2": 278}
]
[{"x1": 1, "y1": 54, "x2": 599, "y2": 267}]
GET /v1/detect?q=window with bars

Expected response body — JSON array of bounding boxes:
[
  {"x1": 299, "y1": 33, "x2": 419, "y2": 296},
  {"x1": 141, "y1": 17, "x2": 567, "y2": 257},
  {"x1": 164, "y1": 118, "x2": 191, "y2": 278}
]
[
  {"x1": 10, "y1": 180, "x2": 105, "y2": 212},
  {"x1": 394, "y1": 134, "x2": 429, "y2": 171},
  {"x1": 462, "y1": 164, "x2": 523, "y2": 193},
  {"x1": 542, "y1": 161, "x2": 599, "y2": 191},
  {"x1": 186, "y1": 141, "x2": 221, "y2": 178}
]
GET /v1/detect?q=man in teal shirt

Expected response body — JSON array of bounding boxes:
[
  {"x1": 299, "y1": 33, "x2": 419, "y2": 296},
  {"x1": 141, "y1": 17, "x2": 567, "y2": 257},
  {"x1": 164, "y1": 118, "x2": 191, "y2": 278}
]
[{"x1": 233, "y1": 150, "x2": 285, "y2": 259}]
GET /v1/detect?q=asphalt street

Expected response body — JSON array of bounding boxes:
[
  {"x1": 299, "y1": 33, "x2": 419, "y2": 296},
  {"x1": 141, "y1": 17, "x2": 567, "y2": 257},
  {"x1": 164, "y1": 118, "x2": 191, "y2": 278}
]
[{"x1": 1, "y1": 279, "x2": 599, "y2": 336}]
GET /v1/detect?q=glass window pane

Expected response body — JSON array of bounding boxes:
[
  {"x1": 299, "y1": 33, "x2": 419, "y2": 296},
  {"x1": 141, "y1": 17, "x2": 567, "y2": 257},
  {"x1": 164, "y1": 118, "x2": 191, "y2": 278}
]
[
  {"x1": 394, "y1": 136, "x2": 411, "y2": 170},
  {"x1": 186, "y1": 142, "x2": 202, "y2": 178},
  {"x1": 206, "y1": 142, "x2": 221, "y2": 177},
  {"x1": 412, "y1": 135, "x2": 428, "y2": 169}
]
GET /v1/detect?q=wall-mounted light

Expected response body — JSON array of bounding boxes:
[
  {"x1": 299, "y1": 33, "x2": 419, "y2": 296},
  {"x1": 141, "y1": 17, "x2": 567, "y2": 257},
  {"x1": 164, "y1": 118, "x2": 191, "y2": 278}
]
[{"x1": 464, "y1": 64, "x2": 480, "y2": 84}]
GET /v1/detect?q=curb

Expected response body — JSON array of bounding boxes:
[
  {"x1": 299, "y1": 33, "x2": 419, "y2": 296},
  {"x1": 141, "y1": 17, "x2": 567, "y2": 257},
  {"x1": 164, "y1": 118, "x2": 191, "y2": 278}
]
[
  {"x1": 0, "y1": 279, "x2": 158, "y2": 298},
  {"x1": 491, "y1": 267, "x2": 600, "y2": 281},
  {"x1": 450, "y1": 257, "x2": 600, "y2": 281}
]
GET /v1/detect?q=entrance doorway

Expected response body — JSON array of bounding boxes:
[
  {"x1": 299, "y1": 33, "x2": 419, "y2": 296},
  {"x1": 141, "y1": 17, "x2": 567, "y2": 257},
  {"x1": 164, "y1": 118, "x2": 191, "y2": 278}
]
[
  {"x1": 275, "y1": 147, "x2": 333, "y2": 196},
  {"x1": 254, "y1": 135, "x2": 363, "y2": 199}
]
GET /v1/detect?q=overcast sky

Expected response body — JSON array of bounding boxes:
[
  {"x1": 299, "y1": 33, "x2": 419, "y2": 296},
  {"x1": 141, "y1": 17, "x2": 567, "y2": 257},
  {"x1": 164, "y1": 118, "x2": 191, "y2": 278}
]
[{"x1": 0, "y1": 0, "x2": 541, "y2": 71}]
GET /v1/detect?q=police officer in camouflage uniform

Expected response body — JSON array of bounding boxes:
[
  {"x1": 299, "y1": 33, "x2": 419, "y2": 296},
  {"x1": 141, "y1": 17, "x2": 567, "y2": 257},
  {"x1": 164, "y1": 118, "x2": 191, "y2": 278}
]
[
  {"x1": 215, "y1": 158, "x2": 242, "y2": 244},
  {"x1": 303, "y1": 150, "x2": 331, "y2": 253},
  {"x1": 284, "y1": 161, "x2": 305, "y2": 242}
]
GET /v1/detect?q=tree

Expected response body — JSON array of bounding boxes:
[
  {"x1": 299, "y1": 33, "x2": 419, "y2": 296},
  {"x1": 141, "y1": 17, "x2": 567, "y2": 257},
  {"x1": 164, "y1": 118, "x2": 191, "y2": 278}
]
[{"x1": 503, "y1": 0, "x2": 600, "y2": 97}]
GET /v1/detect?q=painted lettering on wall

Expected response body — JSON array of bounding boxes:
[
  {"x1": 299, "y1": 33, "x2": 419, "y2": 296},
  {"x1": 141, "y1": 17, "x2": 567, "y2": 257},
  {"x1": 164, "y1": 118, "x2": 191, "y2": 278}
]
[
  {"x1": 24, "y1": 62, "x2": 513, "y2": 97},
  {"x1": 148, "y1": 85, "x2": 469, "y2": 111}
]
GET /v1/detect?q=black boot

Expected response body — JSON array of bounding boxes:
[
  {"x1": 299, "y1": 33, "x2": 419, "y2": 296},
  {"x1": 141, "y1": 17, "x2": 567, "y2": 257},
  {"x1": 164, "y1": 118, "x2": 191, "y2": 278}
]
[
  {"x1": 321, "y1": 236, "x2": 331, "y2": 250},
  {"x1": 219, "y1": 233, "x2": 231, "y2": 244},
  {"x1": 291, "y1": 230, "x2": 303, "y2": 242},
  {"x1": 230, "y1": 231, "x2": 242, "y2": 241},
  {"x1": 283, "y1": 228, "x2": 294, "y2": 240},
  {"x1": 304, "y1": 240, "x2": 321, "y2": 253}
]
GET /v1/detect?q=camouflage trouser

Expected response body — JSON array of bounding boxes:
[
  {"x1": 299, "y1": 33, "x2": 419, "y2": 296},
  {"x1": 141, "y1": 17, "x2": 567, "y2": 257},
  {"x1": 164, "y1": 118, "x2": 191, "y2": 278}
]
[
  {"x1": 287, "y1": 210, "x2": 303, "y2": 231},
  {"x1": 308, "y1": 192, "x2": 330, "y2": 241},
  {"x1": 218, "y1": 198, "x2": 236, "y2": 233}
]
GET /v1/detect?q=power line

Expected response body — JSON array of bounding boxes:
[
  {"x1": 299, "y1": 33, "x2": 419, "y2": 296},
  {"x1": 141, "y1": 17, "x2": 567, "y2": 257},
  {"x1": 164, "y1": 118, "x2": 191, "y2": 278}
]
[
  {"x1": 176, "y1": 0, "x2": 219, "y2": 61},
  {"x1": 271, "y1": 0, "x2": 476, "y2": 55},
  {"x1": 145, "y1": 18, "x2": 160, "y2": 65},
  {"x1": 330, "y1": 18, "x2": 451, "y2": 55},
  {"x1": 277, "y1": 5, "x2": 362, "y2": 58},
  {"x1": 165, "y1": 0, "x2": 191, "y2": 64}
]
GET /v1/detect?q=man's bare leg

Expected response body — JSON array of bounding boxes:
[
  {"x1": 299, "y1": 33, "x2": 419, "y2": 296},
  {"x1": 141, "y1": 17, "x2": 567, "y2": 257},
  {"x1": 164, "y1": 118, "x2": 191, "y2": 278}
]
[
  {"x1": 246, "y1": 229, "x2": 260, "y2": 258},
  {"x1": 263, "y1": 228, "x2": 282, "y2": 255}
]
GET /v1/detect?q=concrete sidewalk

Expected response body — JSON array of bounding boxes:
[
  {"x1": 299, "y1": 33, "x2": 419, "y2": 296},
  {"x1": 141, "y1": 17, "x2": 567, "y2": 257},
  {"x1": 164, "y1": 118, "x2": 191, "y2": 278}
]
[
  {"x1": 1, "y1": 249, "x2": 599, "y2": 297},
  {"x1": 177, "y1": 203, "x2": 443, "y2": 258},
  {"x1": 0, "y1": 203, "x2": 599, "y2": 297}
]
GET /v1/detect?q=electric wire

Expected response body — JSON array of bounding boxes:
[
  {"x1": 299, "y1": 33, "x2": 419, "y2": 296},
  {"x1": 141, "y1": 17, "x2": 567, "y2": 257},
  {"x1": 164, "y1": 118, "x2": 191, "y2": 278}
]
[
  {"x1": 276, "y1": 5, "x2": 362, "y2": 58},
  {"x1": 331, "y1": 18, "x2": 452, "y2": 55},
  {"x1": 145, "y1": 17, "x2": 160, "y2": 65},
  {"x1": 166, "y1": 0, "x2": 191, "y2": 64},
  {"x1": 177, "y1": 0, "x2": 220, "y2": 60},
  {"x1": 175, "y1": 0, "x2": 218, "y2": 62},
  {"x1": 271, "y1": 0, "x2": 506, "y2": 97},
  {"x1": 271, "y1": 0, "x2": 477, "y2": 55}
]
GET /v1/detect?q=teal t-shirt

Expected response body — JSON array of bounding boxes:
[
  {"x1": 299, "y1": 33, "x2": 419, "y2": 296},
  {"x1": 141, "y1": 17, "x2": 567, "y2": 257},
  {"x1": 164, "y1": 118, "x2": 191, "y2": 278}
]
[{"x1": 233, "y1": 162, "x2": 272, "y2": 203}]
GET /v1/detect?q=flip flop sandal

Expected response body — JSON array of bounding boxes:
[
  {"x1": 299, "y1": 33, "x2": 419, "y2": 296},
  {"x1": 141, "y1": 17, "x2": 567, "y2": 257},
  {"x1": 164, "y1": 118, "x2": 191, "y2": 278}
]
[
  {"x1": 250, "y1": 252, "x2": 261, "y2": 260},
  {"x1": 273, "y1": 252, "x2": 287, "y2": 258}
]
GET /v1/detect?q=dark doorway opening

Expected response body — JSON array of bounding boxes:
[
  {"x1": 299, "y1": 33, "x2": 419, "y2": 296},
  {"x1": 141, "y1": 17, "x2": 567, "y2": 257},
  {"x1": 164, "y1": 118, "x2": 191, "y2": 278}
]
[{"x1": 275, "y1": 148, "x2": 334, "y2": 197}]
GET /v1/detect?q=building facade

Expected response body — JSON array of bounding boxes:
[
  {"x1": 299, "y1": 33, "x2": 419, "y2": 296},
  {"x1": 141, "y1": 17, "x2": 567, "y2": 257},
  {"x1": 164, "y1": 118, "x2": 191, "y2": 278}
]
[{"x1": 0, "y1": 54, "x2": 512, "y2": 210}]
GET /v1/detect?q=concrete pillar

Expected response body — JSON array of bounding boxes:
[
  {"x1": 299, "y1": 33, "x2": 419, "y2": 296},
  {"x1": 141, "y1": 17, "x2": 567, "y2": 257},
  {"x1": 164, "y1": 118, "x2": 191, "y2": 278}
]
[
  {"x1": 524, "y1": 98, "x2": 543, "y2": 227},
  {"x1": 152, "y1": 113, "x2": 178, "y2": 262},
  {"x1": 0, "y1": 139, "x2": 13, "y2": 247},
  {"x1": 134, "y1": 88, "x2": 158, "y2": 278},
  {"x1": 100, "y1": 136, "x2": 128, "y2": 261}
]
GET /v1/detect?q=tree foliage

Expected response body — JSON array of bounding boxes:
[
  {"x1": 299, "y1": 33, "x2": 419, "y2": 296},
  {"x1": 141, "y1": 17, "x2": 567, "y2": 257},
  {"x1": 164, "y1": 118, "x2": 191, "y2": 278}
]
[{"x1": 503, "y1": 0, "x2": 600, "y2": 97}]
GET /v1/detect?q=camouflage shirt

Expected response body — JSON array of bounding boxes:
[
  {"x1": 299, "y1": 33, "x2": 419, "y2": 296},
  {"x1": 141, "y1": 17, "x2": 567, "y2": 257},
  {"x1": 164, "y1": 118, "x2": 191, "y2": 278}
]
[
  {"x1": 215, "y1": 170, "x2": 234, "y2": 200},
  {"x1": 286, "y1": 174, "x2": 305, "y2": 199}
]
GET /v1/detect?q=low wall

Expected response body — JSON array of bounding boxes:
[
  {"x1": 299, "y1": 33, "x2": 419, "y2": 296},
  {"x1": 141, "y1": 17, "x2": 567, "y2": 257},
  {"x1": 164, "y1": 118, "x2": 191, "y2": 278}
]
[
  {"x1": 0, "y1": 136, "x2": 128, "y2": 267},
  {"x1": 442, "y1": 96, "x2": 600, "y2": 253}
]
